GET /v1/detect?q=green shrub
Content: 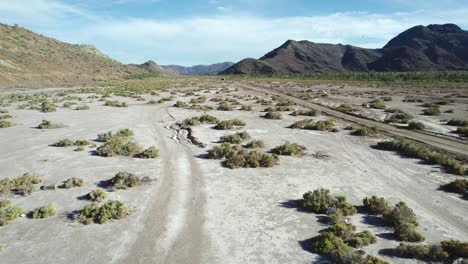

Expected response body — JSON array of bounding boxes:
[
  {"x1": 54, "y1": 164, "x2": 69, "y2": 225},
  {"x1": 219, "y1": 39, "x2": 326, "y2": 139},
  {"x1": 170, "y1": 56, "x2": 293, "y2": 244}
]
[
  {"x1": 116, "y1": 128, "x2": 134, "y2": 137},
  {"x1": 97, "y1": 131, "x2": 113, "y2": 142},
  {"x1": 301, "y1": 188, "x2": 333, "y2": 213},
  {"x1": 74, "y1": 139, "x2": 91, "y2": 146},
  {"x1": 381, "y1": 96, "x2": 392, "y2": 101},
  {"x1": 108, "y1": 171, "x2": 139, "y2": 190},
  {"x1": 363, "y1": 196, "x2": 390, "y2": 215},
  {"x1": 383, "y1": 201, "x2": 418, "y2": 227},
  {"x1": 198, "y1": 114, "x2": 218, "y2": 124},
  {"x1": 9, "y1": 173, "x2": 41, "y2": 196},
  {"x1": 105, "y1": 100, "x2": 127, "y2": 107},
  {"x1": 310, "y1": 232, "x2": 352, "y2": 256},
  {"x1": 441, "y1": 179, "x2": 467, "y2": 194},
  {"x1": 214, "y1": 119, "x2": 246, "y2": 130},
  {"x1": 96, "y1": 136, "x2": 141, "y2": 157},
  {"x1": 173, "y1": 101, "x2": 187, "y2": 108},
  {"x1": 423, "y1": 105, "x2": 440, "y2": 116},
  {"x1": 0, "y1": 114, "x2": 12, "y2": 120},
  {"x1": 244, "y1": 140, "x2": 265, "y2": 149},
  {"x1": 220, "y1": 131, "x2": 251, "y2": 144},
  {"x1": 389, "y1": 112, "x2": 413, "y2": 124},
  {"x1": 139, "y1": 146, "x2": 160, "y2": 159},
  {"x1": 77, "y1": 200, "x2": 129, "y2": 224},
  {"x1": 327, "y1": 223, "x2": 356, "y2": 241},
  {"x1": 0, "y1": 121, "x2": 13, "y2": 128},
  {"x1": 441, "y1": 240, "x2": 468, "y2": 258},
  {"x1": 271, "y1": 143, "x2": 306, "y2": 156},
  {"x1": 224, "y1": 149, "x2": 279, "y2": 169},
  {"x1": 290, "y1": 118, "x2": 335, "y2": 131},
  {"x1": 74, "y1": 146, "x2": 85, "y2": 152},
  {"x1": 351, "y1": 127, "x2": 379, "y2": 136},
  {"x1": 28, "y1": 203, "x2": 56, "y2": 219},
  {"x1": 0, "y1": 200, "x2": 23, "y2": 226},
  {"x1": 86, "y1": 189, "x2": 107, "y2": 202},
  {"x1": 207, "y1": 143, "x2": 241, "y2": 159},
  {"x1": 369, "y1": 100, "x2": 386, "y2": 109},
  {"x1": 455, "y1": 126, "x2": 468, "y2": 137},
  {"x1": 53, "y1": 139, "x2": 74, "y2": 147},
  {"x1": 263, "y1": 111, "x2": 282, "y2": 119},
  {"x1": 394, "y1": 223, "x2": 425, "y2": 242},
  {"x1": 337, "y1": 104, "x2": 359, "y2": 113},
  {"x1": 37, "y1": 120, "x2": 61, "y2": 129},
  {"x1": 447, "y1": 119, "x2": 468, "y2": 127},
  {"x1": 290, "y1": 109, "x2": 320, "y2": 116},
  {"x1": 61, "y1": 177, "x2": 84, "y2": 189},
  {"x1": 184, "y1": 117, "x2": 199, "y2": 126},
  {"x1": 63, "y1": 101, "x2": 76, "y2": 108},
  {"x1": 408, "y1": 121, "x2": 425, "y2": 130},
  {"x1": 347, "y1": 230, "x2": 377, "y2": 248},
  {"x1": 239, "y1": 105, "x2": 253, "y2": 111},
  {"x1": 217, "y1": 102, "x2": 233, "y2": 111},
  {"x1": 331, "y1": 196, "x2": 358, "y2": 216},
  {"x1": 394, "y1": 243, "x2": 448, "y2": 262},
  {"x1": 75, "y1": 105, "x2": 90, "y2": 110},
  {"x1": 40, "y1": 102, "x2": 57, "y2": 112}
]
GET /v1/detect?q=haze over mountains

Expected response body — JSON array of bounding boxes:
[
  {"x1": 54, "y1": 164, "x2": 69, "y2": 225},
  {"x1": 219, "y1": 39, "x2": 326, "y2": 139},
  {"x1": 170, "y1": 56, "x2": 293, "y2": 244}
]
[
  {"x1": 162, "y1": 62, "x2": 234, "y2": 75},
  {"x1": 221, "y1": 24, "x2": 468, "y2": 74}
]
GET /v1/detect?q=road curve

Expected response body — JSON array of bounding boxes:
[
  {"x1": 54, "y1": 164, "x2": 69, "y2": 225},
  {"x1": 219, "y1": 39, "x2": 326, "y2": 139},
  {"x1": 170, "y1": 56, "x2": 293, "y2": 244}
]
[{"x1": 237, "y1": 82, "x2": 468, "y2": 161}]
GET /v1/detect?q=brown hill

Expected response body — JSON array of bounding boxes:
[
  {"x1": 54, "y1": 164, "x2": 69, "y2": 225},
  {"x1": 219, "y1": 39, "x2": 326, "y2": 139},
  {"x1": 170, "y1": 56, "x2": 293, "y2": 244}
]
[
  {"x1": 221, "y1": 24, "x2": 468, "y2": 74},
  {"x1": 0, "y1": 23, "x2": 165, "y2": 88}
]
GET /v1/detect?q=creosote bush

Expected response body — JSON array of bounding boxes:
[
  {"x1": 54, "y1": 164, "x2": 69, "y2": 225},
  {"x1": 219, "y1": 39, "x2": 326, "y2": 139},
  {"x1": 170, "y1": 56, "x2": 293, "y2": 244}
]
[
  {"x1": 363, "y1": 196, "x2": 390, "y2": 215},
  {"x1": 220, "y1": 131, "x2": 251, "y2": 144},
  {"x1": 455, "y1": 126, "x2": 468, "y2": 137},
  {"x1": 0, "y1": 121, "x2": 13, "y2": 128},
  {"x1": 86, "y1": 189, "x2": 107, "y2": 202},
  {"x1": 239, "y1": 105, "x2": 252, "y2": 111},
  {"x1": 0, "y1": 173, "x2": 41, "y2": 196},
  {"x1": 37, "y1": 120, "x2": 61, "y2": 129},
  {"x1": 301, "y1": 188, "x2": 357, "y2": 216},
  {"x1": 441, "y1": 179, "x2": 467, "y2": 195},
  {"x1": 0, "y1": 200, "x2": 23, "y2": 226},
  {"x1": 40, "y1": 102, "x2": 57, "y2": 112},
  {"x1": 368, "y1": 100, "x2": 386, "y2": 109},
  {"x1": 262, "y1": 111, "x2": 282, "y2": 119},
  {"x1": 96, "y1": 132, "x2": 142, "y2": 157},
  {"x1": 104, "y1": 100, "x2": 127, "y2": 107},
  {"x1": 207, "y1": 143, "x2": 242, "y2": 159},
  {"x1": 408, "y1": 121, "x2": 425, "y2": 130},
  {"x1": 351, "y1": 127, "x2": 379, "y2": 136},
  {"x1": 0, "y1": 114, "x2": 12, "y2": 120},
  {"x1": 107, "y1": 171, "x2": 139, "y2": 190},
  {"x1": 61, "y1": 177, "x2": 84, "y2": 189},
  {"x1": 244, "y1": 140, "x2": 265, "y2": 149},
  {"x1": 52, "y1": 139, "x2": 74, "y2": 147},
  {"x1": 271, "y1": 143, "x2": 306, "y2": 156},
  {"x1": 290, "y1": 118, "x2": 336, "y2": 131},
  {"x1": 290, "y1": 109, "x2": 320, "y2": 116},
  {"x1": 77, "y1": 200, "x2": 129, "y2": 224},
  {"x1": 393, "y1": 243, "x2": 449, "y2": 262},
  {"x1": 217, "y1": 102, "x2": 233, "y2": 111},
  {"x1": 423, "y1": 105, "x2": 440, "y2": 116},
  {"x1": 214, "y1": 119, "x2": 246, "y2": 130},
  {"x1": 224, "y1": 149, "x2": 279, "y2": 169},
  {"x1": 447, "y1": 119, "x2": 468, "y2": 127},
  {"x1": 28, "y1": 203, "x2": 56, "y2": 219},
  {"x1": 139, "y1": 146, "x2": 160, "y2": 159},
  {"x1": 337, "y1": 104, "x2": 359, "y2": 113}
]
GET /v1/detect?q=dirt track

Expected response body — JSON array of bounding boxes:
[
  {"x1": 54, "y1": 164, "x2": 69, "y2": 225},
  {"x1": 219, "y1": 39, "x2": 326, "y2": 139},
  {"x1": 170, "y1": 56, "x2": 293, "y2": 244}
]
[{"x1": 237, "y1": 82, "x2": 468, "y2": 160}]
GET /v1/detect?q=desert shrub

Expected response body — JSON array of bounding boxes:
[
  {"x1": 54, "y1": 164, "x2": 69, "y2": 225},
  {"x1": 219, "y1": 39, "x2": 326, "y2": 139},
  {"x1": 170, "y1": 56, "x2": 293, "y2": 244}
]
[
  {"x1": 217, "y1": 102, "x2": 233, "y2": 111},
  {"x1": 0, "y1": 200, "x2": 23, "y2": 226},
  {"x1": 37, "y1": 120, "x2": 61, "y2": 129},
  {"x1": 389, "y1": 112, "x2": 413, "y2": 124},
  {"x1": 173, "y1": 101, "x2": 187, "y2": 108},
  {"x1": 61, "y1": 177, "x2": 84, "y2": 189},
  {"x1": 85, "y1": 189, "x2": 107, "y2": 202},
  {"x1": 40, "y1": 102, "x2": 57, "y2": 112},
  {"x1": 455, "y1": 126, "x2": 468, "y2": 137},
  {"x1": 310, "y1": 232, "x2": 352, "y2": 256},
  {"x1": 347, "y1": 231, "x2": 377, "y2": 248},
  {"x1": 276, "y1": 99, "x2": 296, "y2": 107},
  {"x1": 207, "y1": 143, "x2": 241, "y2": 159},
  {"x1": 220, "y1": 131, "x2": 251, "y2": 144},
  {"x1": 189, "y1": 96, "x2": 206, "y2": 104},
  {"x1": 96, "y1": 136, "x2": 141, "y2": 157},
  {"x1": 337, "y1": 104, "x2": 359, "y2": 113},
  {"x1": 383, "y1": 201, "x2": 418, "y2": 227},
  {"x1": 290, "y1": 118, "x2": 335, "y2": 131},
  {"x1": 116, "y1": 128, "x2": 134, "y2": 137},
  {"x1": 0, "y1": 109, "x2": 8, "y2": 113},
  {"x1": 0, "y1": 121, "x2": 13, "y2": 128},
  {"x1": 10, "y1": 173, "x2": 41, "y2": 196},
  {"x1": 393, "y1": 243, "x2": 448, "y2": 262},
  {"x1": 75, "y1": 105, "x2": 90, "y2": 110},
  {"x1": 214, "y1": 119, "x2": 246, "y2": 130},
  {"x1": 108, "y1": 171, "x2": 139, "y2": 190},
  {"x1": 423, "y1": 105, "x2": 440, "y2": 115},
  {"x1": 74, "y1": 139, "x2": 91, "y2": 146},
  {"x1": 441, "y1": 179, "x2": 467, "y2": 194},
  {"x1": 262, "y1": 111, "x2": 282, "y2": 119},
  {"x1": 77, "y1": 200, "x2": 129, "y2": 224},
  {"x1": 104, "y1": 100, "x2": 127, "y2": 107},
  {"x1": 97, "y1": 131, "x2": 113, "y2": 142},
  {"x1": 327, "y1": 223, "x2": 356, "y2": 241},
  {"x1": 239, "y1": 105, "x2": 252, "y2": 111},
  {"x1": 394, "y1": 223, "x2": 425, "y2": 242},
  {"x1": 184, "y1": 117, "x2": 199, "y2": 126},
  {"x1": 224, "y1": 149, "x2": 279, "y2": 169},
  {"x1": 331, "y1": 252, "x2": 389, "y2": 264},
  {"x1": 75, "y1": 146, "x2": 85, "y2": 152},
  {"x1": 301, "y1": 188, "x2": 333, "y2": 213},
  {"x1": 331, "y1": 196, "x2": 358, "y2": 216},
  {"x1": 53, "y1": 139, "x2": 74, "y2": 147},
  {"x1": 271, "y1": 143, "x2": 306, "y2": 156},
  {"x1": 198, "y1": 114, "x2": 218, "y2": 123},
  {"x1": 381, "y1": 96, "x2": 392, "y2": 101},
  {"x1": 63, "y1": 101, "x2": 76, "y2": 108},
  {"x1": 28, "y1": 203, "x2": 56, "y2": 219},
  {"x1": 0, "y1": 114, "x2": 12, "y2": 120},
  {"x1": 363, "y1": 196, "x2": 390, "y2": 215},
  {"x1": 447, "y1": 119, "x2": 468, "y2": 127},
  {"x1": 408, "y1": 121, "x2": 425, "y2": 130},
  {"x1": 351, "y1": 127, "x2": 379, "y2": 136},
  {"x1": 139, "y1": 146, "x2": 160, "y2": 159},
  {"x1": 375, "y1": 140, "x2": 466, "y2": 175},
  {"x1": 290, "y1": 109, "x2": 320, "y2": 116},
  {"x1": 441, "y1": 240, "x2": 468, "y2": 258},
  {"x1": 369, "y1": 100, "x2": 386, "y2": 109},
  {"x1": 244, "y1": 140, "x2": 265, "y2": 149}
]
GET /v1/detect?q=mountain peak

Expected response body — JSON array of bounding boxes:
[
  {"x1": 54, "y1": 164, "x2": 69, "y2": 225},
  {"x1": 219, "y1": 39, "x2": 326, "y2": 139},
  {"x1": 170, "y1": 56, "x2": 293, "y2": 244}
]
[{"x1": 427, "y1": 23, "x2": 462, "y2": 33}]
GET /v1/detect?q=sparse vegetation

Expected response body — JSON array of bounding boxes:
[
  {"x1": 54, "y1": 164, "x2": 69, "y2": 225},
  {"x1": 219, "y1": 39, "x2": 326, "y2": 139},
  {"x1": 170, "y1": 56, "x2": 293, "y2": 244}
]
[
  {"x1": 76, "y1": 200, "x2": 129, "y2": 224},
  {"x1": 441, "y1": 179, "x2": 467, "y2": 195},
  {"x1": 271, "y1": 143, "x2": 306, "y2": 156},
  {"x1": 351, "y1": 127, "x2": 379, "y2": 136},
  {"x1": 96, "y1": 132, "x2": 141, "y2": 157},
  {"x1": 337, "y1": 104, "x2": 359, "y2": 113},
  {"x1": 363, "y1": 196, "x2": 390, "y2": 215},
  {"x1": 300, "y1": 188, "x2": 356, "y2": 216},
  {"x1": 262, "y1": 111, "x2": 282, "y2": 119},
  {"x1": 28, "y1": 203, "x2": 56, "y2": 219},
  {"x1": 290, "y1": 118, "x2": 336, "y2": 131},
  {"x1": 0, "y1": 200, "x2": 23, "y2": 226},
  {"x1": 368, "y1": 100, "x2": 386, "y2": 109},
  {"x1": 239, "y1": 105, "x2": 253, "y2": 111},
  {"x1": 184, "y1": 114, "x2": 219, "y2": 126},
  {"x1": 454, "y1": 126, "x2": 468, "y2": 137},
  {"x1": 217, "y1": 102, "x2": 233, "y2": 111},
  {"x1": 37, "y1": 120, "x2": 61, "y2": 129},
  {"x1": 207, "y1": 143, "x2": 242, "y2": 159},
  {"x1": 104, "y1": 100, "x2": 127, "y2": 107},
  {"x1": 60, "y1": 177, "x2": 84, "y2": 189},
  {"x1": 290, "y1": 109, "x2": 320, "y2": 116},
  {"x1": 214, "y1": 119, "x2": 246, "y2": 130},
  {"x1": 138, "y1": 146, "x2": 160, "y2": 159},
  {"x1": 40, "y1": 102, "x2": 57, "y2": 112},
  {"x1": 220, "y1": 131, "x2": 251, "y2": 144},
  {"x1": 52, "y1": 139, "x2": 74, "y2": 147},
  {"x1": 107, "y1": 171, "x2": 139, "y2": 190},
  {"x1": 0, "y1": 173, "x2": 41, "y2": 196},
  {"x1": 407, "y1": 121, "x2": 425, "y2": 130},
  {"x1": 0, "y1": 121, "x2": 13, "y2": 128},
  {"x1": 423, "y1": 105, "x2": 440, "y2": 116},
  {"x1": 447, "y1": 119, "x2": 468, "y2": 127},
  {"x1": 244, "y1": 139, "x2": 265, "y2": 149},
  {"x1": 224, "y1": 149, "x2": 279, "y2": 169},
  {"x1": 85, "y1": 189, "x2": 107, "y2": 202}
]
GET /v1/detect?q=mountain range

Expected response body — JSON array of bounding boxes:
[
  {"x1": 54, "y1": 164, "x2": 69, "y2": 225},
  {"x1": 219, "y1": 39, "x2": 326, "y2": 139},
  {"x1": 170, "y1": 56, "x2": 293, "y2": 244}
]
[
  {"x1": 162, "y1": 62, "x2": 234, "y2": 75},
  {"x1": 221, "y1": 24, "x2": 468, "y2": 74}
]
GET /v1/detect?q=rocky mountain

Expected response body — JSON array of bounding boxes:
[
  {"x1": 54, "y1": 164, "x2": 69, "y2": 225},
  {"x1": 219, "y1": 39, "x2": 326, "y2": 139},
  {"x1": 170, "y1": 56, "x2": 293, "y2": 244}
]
[
  {"x1": 129, "y1": 60, "x2": 168, "y2": 74},
  {"x1": 162, "y1": 62, "x2": 234, "y2": 75},
  {"x1": 221, "y1": 24, "x2": 468, "y2": 74},
  {"x1": 0, "y1": 23, "x2": 165, "y2": 88}
]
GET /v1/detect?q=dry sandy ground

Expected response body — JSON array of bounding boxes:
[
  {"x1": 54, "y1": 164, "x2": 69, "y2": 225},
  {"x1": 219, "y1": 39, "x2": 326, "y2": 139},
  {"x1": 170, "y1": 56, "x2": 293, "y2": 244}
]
[{"x1": 0, "y1": 83, "x2": 467, "y2": 264}]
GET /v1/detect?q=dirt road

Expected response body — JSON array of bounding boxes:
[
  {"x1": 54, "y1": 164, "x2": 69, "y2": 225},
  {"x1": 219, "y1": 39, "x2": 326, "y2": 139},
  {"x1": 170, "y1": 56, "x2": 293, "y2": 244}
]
[{"x1": 237, "y1": 82, "x2": 468, "y2": 160}]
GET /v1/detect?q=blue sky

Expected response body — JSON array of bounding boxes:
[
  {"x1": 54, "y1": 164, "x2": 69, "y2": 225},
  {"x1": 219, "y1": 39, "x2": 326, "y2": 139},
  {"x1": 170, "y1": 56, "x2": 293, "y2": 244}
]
[{"x1": 1, "y1": 0, "x2": 468, "y2": 66}]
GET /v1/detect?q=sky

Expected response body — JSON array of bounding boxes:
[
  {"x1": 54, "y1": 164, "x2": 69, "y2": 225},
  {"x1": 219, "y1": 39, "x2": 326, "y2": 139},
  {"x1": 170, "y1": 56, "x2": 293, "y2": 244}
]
[{"x1": 1, "y1": 0, "x2": 468, "y2": 66}]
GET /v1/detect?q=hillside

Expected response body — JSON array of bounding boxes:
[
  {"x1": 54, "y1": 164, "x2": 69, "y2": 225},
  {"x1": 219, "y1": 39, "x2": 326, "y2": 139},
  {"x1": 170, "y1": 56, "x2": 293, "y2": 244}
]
[
  {"x1": 0, "y1": 23, "x2": 163, "y2": 88},
  {"x1": 162, "y1": 62, "x2": 234, "y2": 75},
  {"x1": 221, "y1": 23, "x2": 468, "y2": 74}
]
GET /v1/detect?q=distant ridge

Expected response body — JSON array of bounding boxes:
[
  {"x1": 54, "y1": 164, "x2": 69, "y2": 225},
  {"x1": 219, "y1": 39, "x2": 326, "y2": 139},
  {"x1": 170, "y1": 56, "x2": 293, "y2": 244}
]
[
  {"x1": 0, "y1": 23, "x2": 166, "y2": 88},
  {"x1": 162, "y1": 62, "x2": 234, "y2": 75},
  {"x1": 221, "y1": 24, "x2": 468, "y2": 74}
]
